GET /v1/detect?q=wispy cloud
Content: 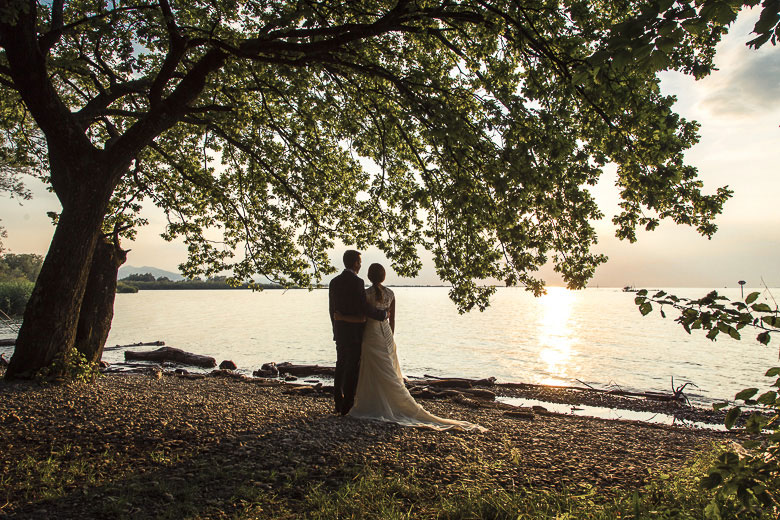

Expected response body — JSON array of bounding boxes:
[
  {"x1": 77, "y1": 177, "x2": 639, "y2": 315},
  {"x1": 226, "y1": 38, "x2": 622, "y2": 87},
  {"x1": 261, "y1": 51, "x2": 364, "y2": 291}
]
[
  {"x1": 700, "y1": 51, "x2": 780, "y2": 116},
  {"x1": 695, "y1": 8, "x2": 780, "y2": 117}
]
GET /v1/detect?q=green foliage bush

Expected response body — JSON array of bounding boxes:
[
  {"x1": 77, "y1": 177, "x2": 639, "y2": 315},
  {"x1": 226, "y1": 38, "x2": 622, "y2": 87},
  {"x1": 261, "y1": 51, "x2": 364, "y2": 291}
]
[
  {"x1": 115, "y1": 282, "x2": 138, "y2": 293},
  {"x1": 0, "y1": 279, "x2": 33, "y2": 316},
  {"x1": 0, "y1": 253, "x2": 43, "y2": 283},
  {"x1": 37, "y1": 346, "x2": 99, "y2": 384},
  {"x1": 636, "y1": 289, "x2": 780, "y2": 517}
]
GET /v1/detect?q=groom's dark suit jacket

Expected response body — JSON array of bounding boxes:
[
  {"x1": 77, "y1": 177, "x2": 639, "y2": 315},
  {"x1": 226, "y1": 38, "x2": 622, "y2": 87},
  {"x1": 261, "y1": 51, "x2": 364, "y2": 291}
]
[{"x1": 329, "y1": 269, "x2": 386, "y2": 342}]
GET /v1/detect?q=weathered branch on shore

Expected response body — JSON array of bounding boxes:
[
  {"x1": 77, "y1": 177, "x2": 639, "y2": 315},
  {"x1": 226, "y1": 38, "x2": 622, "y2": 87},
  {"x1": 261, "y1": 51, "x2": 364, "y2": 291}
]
[
  {"x1": 124, "y1": 346, "x2": 216, "y2": 368},
  {"x1": 275, "y1": 362, "x2": 335, "y2": 377},
  {"x1": 498, "y1": 382, "x2": 685, "y2": 402},
  {"x1": 417, "y1": 375, "x2": 497, "y2": 388},
  {"x1": 0, "y1": 338, "x2": 16, "y2": 347},
  {"x1": 104, "y1": 340, "x2": 165, "y2": 352}
]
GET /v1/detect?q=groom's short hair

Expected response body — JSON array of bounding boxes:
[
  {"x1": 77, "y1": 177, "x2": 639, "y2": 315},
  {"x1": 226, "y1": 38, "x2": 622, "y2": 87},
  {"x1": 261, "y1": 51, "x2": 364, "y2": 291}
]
[{"x1": 343, "y1": 250, "x2": 361, "y2": 269}]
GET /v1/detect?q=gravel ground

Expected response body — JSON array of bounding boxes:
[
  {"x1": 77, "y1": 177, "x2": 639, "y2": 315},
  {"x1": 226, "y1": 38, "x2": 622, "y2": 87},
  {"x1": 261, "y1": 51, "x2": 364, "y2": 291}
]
[{"x1": 0, "y1": 370, "x2": 737, "y2": 519}]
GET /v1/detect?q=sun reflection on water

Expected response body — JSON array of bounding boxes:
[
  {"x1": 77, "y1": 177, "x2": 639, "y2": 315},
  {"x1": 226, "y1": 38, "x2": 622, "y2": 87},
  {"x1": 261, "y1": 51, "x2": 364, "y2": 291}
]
[{"x1": 537, "y1": 287, "x2": 578, "y2": 385}]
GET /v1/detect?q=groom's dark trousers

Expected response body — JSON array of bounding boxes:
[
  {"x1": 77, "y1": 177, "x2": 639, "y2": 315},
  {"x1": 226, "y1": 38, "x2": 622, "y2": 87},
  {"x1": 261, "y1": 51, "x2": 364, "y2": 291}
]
[{"x1": 329, "y1": 269, "x2": 386, "y2": 415}]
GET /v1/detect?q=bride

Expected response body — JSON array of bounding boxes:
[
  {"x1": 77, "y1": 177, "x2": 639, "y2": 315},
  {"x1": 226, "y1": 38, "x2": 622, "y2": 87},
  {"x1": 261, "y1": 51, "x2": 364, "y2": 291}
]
[{"x1": 336, "y1": 263, "x2": 485, "y2": 432}]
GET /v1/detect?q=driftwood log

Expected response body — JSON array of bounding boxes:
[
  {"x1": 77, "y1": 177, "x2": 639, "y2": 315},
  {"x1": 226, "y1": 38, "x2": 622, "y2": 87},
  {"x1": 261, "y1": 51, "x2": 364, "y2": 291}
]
[
  {"x1": 0, "y1": 338, "x2": 16, "y2": 347},
  {"x1": 125, "y1": 347, "x2": 216, "y2": 368},
  {"x1": 421, "y1": 375, "x2": 497, "y2": 387},
  {"x1": 497, "y1": 381, "x2": 685, "y2": 402},
  {"x1": 255, "y1": 362, "x2": 685, "y2": 403},
  {"x1": 104, "y1": 340, "x2": 165, "y2": 352},
  {"x1": 275, "y1": 362, "x2": 335, "y2": 376}
]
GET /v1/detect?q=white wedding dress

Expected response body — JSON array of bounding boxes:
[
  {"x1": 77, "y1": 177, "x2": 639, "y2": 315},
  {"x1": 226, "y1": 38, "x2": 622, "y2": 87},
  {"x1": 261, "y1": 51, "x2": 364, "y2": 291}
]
[{"x1": 349, "y1": 286, "x2": 486, "y2": 432}]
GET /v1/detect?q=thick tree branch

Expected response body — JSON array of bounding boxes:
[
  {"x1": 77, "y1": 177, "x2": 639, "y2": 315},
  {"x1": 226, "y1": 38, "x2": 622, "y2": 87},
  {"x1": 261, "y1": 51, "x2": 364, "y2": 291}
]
[
  {"x1": 109, "y1": 48, "x2": 227, "y2": 170},
  {"x1": 76, "y1": 79, "x2": 152, "y2": 127},
  {"x1": 38, "y1": 0, "x2": 64, "y2": 54},
  {"x1": 1, "y1": 1, "x2": 97, "y2": 165},
  {"x1": 149, "y1": 0, "x2": 187, "y2": 107}
]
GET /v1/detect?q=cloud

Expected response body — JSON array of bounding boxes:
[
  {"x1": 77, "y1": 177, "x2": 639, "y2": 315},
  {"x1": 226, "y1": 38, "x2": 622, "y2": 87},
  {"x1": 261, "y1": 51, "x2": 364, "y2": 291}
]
[
  {"x1": 700, "y1": 52, "x2": 780, "y2": 116},
  {"x1": 696, "y1": 9, "x2": 780, "y2": 117}
]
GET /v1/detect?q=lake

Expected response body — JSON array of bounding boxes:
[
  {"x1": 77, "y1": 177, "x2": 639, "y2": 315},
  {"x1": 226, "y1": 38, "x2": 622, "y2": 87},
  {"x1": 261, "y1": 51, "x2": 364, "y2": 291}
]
[{"x1": 2, "y1": 287, "x2": 777, "y2": 406}]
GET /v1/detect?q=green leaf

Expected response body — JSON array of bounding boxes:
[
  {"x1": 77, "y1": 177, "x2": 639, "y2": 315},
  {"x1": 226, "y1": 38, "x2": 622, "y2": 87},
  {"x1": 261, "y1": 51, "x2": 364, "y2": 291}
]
[
  {"x1": 681, "y1": 19, "x2": 707, "y2": 35},
  {"x1": 712, "y1": 402, "x2": 729, "y2": 411},
  {"x1": 706, "y1": 328, "x2": 719, "y2": 340},
  {"x1": 634, "y1": 296, "x2": 646, "y2": 305},
  {"x1": 741, "y1": 440, "x2": 761, "y2": 449},
  {"x1": 724, "y1": 406, "x2": 741, "y2": 429},
  {"x1": 653, "y1": 290, "x2": 667, "y2": 298},
  {"x1": 762, "y1": 316, "x2": 780, "y2": 327},
  {"x1": 758, "y1": 332, "x2": 771, "y2": 345},
  {"x1": 639, "y1": 302, "x2": 653, "y2": 316},
  {"x1": 734, "y1": 388, "x2": 758, "y2": 401},
  {"x1": 655, "y1": 36, "x2": 677, "y2": 53},
  {"x1": 757, "y1": 391, "x2": 777, "y2": 405},
  {"x1": 636, "y1": 289, "x2": 648, "y2": 296},
  {"x1": 765, "y1": 367, "x2": 780, "y2": 377},
  {"x1": 751, "y1": 303, "x2": 772, "y2": 312},
  {"x1": 701, "y1": 473, "x2": 722, "y2": 489},
  {"x1": 745, "y1": 291, "x2": 760, "y2": 305}
]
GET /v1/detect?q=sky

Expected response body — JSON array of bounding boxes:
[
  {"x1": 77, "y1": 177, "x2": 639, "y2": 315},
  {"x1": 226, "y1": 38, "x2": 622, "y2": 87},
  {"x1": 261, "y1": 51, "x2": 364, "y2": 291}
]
[{"x1": 1, "y1": 10, "x2": 778, "y2": 289}]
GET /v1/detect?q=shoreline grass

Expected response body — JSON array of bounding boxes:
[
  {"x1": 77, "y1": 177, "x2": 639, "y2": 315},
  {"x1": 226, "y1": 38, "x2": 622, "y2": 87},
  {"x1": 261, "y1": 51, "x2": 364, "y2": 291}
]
[{"x1": 5, "y1": 443, "x2": 764, "y2": 519}]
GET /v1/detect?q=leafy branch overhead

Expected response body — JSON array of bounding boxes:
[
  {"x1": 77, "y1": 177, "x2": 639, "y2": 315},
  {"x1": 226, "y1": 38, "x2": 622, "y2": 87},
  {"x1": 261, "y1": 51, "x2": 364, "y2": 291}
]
[{"x1": 0, "y1": 0, "x2": 743, "y2": 313}]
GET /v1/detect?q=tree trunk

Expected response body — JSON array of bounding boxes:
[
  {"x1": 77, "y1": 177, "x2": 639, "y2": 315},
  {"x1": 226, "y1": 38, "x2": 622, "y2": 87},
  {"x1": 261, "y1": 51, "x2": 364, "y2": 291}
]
[
  {"x1": 5, "y1": 180, "x2": 113, "y2": 379},
  {"x1": 74, "y1": 237, "x2": 128, "y2": 364}
]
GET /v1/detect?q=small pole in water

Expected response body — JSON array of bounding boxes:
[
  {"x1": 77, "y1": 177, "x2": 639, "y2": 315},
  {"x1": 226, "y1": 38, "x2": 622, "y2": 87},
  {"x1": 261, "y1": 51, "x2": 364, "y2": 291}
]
[{"x1": 738, "y1": 280, "x2": 746, "y2": 299}]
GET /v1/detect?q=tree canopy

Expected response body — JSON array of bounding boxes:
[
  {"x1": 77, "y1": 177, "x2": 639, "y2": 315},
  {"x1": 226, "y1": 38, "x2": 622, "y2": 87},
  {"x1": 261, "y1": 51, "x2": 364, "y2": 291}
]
[
  {"x1": 1, "y1": 0, "x2": 761, "y2": 376},
  {"x1": 0, "y1": 0, "x2": 740, "y2": 308}
]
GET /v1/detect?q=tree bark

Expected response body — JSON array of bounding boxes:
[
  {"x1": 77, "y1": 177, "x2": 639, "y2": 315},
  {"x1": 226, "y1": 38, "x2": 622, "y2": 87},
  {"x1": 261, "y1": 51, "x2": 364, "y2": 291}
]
[
  {"x1": 73, "y1": 236, "x2": 127, "y2": 364},
  {"x1": 5, "y1": 172, "x2": 115, "y2": 379}
]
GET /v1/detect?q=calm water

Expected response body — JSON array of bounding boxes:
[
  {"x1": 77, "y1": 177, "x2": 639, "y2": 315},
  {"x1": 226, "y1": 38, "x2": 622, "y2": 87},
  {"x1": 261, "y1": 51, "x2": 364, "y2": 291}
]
[{"x1": 2, "y1": 287, "x2": 778, "y2": 406}]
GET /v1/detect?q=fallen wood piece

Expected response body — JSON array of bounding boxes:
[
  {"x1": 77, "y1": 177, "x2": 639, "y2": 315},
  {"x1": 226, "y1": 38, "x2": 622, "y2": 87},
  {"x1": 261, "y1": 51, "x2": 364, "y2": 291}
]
[
  {"x1": 0, "y1": 338, "x2": 15, "y2": 347},
  {"x1": 497, "y1": 381, "x2": 683, "y2": 402},
  {"x1": 125, "y1": 347, "x2": 216, "y2": 368},
  {"x1": 422, "y1": 375, "x2": 496, "y2": 386},
  {"x1": 418, "y1": 378, "x2": 473, "y2": 389},
  {"x1": 460, "y1": 388, "x2": 496, "y2": 400},
  {"x1": 209, "y1": 369, "x2": 249, "y2": 381},
  {"x1": 504, "y1": 410, "x2": 535, "y2": 420},
  {"x1": 282, "y1": 385, "x2": 316, "y2": 395},
  {"x1": 275, "y1": 362, "x2": 335, "y2": 376},
  {"x1": 104, "y1": 340, "x2": 165, "y2": 352}
]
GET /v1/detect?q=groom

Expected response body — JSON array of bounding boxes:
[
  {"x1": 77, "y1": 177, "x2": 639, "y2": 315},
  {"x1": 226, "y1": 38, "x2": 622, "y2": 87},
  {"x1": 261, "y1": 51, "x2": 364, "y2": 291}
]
[{"x1": 329, "y1": 250, "x2": 387, "y2": 415}]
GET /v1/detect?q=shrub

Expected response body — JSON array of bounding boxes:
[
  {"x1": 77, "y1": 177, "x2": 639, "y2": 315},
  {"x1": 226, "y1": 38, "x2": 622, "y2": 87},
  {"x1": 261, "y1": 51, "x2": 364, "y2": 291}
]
[
  {"x1": 636, "y1": 289, "x2": 780, "y2": 517},
  {"x1": 116, "y1": 282, "x2": 138, "y2": 293},
  {"x1": 0, "y1": 280, "x2": 34, "y2": 316}
]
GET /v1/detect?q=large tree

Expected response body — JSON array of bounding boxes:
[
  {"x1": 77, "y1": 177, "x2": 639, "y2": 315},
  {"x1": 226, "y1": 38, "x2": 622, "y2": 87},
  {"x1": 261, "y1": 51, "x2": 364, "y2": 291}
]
[{"x1": 0, "y1": 0, "x2": 738, "y2": 378}]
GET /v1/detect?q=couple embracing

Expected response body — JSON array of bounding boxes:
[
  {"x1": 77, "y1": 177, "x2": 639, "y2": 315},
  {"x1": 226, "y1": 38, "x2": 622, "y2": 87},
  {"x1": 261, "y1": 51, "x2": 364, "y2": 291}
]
[{"x1": 328, "y1": 250, "x2": 485, "y2": 431}]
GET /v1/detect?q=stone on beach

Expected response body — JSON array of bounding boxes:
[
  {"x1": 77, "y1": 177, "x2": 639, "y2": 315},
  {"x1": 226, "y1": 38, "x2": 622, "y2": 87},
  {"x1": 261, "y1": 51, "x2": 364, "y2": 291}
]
[{"x1": 219, "y1": 360, "x2": 237, "y2": 370}]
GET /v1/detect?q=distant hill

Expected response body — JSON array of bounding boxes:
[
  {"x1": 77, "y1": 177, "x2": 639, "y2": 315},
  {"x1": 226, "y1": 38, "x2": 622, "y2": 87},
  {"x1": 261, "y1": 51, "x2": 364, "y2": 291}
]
[{"x1": 118, "y1": 265, "x2": 184, "y2": 281}]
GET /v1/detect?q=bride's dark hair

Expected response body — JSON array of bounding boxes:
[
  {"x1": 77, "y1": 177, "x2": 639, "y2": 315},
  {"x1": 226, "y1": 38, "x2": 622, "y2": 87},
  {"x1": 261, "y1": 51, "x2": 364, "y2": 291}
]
[{"x1": 367, "y1": 263, "x2": 386, "y2": 301}]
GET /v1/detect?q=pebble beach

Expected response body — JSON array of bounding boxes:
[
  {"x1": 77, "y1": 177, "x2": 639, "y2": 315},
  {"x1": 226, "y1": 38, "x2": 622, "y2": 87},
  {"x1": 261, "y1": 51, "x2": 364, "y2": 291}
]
[{"x1": 0, "y1": 367, "x2": 738, "y2": 519}]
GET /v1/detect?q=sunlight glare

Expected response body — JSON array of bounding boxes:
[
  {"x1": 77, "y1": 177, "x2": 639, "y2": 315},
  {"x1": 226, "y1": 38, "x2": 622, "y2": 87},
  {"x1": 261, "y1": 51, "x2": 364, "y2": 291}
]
[{"x1": 537, "y1": 287, "x2": 578, "y2": 385}]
